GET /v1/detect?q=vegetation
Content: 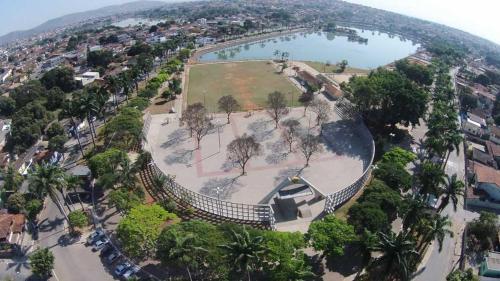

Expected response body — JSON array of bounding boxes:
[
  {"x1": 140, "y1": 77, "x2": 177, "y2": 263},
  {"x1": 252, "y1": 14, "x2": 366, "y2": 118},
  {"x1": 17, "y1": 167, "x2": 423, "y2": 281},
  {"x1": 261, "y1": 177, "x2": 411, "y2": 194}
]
[
  {"x1": 116, "y1": 204, "x2": 178, "y2": 260},
  {"x1": 29, "y1": 248, "x2": 55, "y2": 279},
  {"x1": 227, "y1": 134, "x2": 262, "y2": 175},
  {"x1": 67, "y1": 210, "x2": 88, "y2": 231},
  {"x1": 305, "y1": 215, "x2": 356, "y2": 257}
]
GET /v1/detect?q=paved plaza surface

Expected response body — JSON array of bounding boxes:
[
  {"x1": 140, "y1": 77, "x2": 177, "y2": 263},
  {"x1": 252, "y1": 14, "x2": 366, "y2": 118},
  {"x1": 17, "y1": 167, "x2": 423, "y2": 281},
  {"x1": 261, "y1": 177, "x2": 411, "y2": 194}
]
[{"x1": 145, "y1": 105, "x2": 372, "y2": 206}]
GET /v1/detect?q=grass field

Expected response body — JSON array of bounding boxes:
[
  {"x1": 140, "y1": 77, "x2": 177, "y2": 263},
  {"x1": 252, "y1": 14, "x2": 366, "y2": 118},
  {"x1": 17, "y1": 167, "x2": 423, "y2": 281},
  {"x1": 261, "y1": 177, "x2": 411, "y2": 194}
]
[
  {"x1": 303, "y1": 61, "x2": 370, "y2": 74},
  {"x1": 187, "y1": 61, "x2": 302, "y2": 112}
]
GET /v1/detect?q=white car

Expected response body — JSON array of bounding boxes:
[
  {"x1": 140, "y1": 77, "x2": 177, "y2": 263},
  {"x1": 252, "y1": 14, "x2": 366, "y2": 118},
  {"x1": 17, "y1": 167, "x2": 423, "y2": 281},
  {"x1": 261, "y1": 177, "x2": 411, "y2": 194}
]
[
  {"x1": 122, "y1": 266, "x2": 140, "y2": 279},
  {"x1": 92, "y1": 237, "x2": 108, "y2": 251},
  {"x1": 114, "y1": 262, "x2": 131, "y2": 276}
]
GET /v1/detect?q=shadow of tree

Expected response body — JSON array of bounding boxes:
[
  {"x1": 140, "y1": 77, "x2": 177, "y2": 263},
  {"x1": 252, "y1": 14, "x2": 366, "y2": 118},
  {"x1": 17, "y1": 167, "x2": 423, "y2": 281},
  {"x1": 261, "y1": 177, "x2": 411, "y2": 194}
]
[
  {"x1": 164, "y1": 148, "x2": 194, "y2": 165},
  {"x1": 248, "y1": 118, "x2": 275, "y2": 142},
  {"x1": 324, "y1": 244, "x2": 365, "y2": 277},
  {"x1": 265, "y1": 140, "x2": 289, "y2": 164},
  {"x1": 321, "y1": 120, "x2": 371, "y2": 169},
  {"x1": 38, "y1": 217, "x2": 65, "y2": 233},
  {"x1": 199, "y1": 176, "x2": 243, "y2": 200},
  {"x1": 161, "y1": 128, "x2": 189, "y2": 149}
]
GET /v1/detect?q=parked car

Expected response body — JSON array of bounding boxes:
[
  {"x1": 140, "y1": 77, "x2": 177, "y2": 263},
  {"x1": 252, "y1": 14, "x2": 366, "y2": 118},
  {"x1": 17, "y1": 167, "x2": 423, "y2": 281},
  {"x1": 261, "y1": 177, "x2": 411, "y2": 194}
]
[
  {"x1": 92, "y1": 237, "x2": 108, "y2": 252},
  {"x1": 86, "y1": 228, "x2": 104, "y2": 245},
  {"x1": 105, "y1": 250, "x2": 121, "y2": 264},
  {"x1": 122, "y1": 266, "x2": 140, "y2": 280},
  {"x1": 99, "y1": 244, "x2": 113, "y2": 256},
  {"x1": 114, "y1": 262, "x2": 132, "y2": 276}
]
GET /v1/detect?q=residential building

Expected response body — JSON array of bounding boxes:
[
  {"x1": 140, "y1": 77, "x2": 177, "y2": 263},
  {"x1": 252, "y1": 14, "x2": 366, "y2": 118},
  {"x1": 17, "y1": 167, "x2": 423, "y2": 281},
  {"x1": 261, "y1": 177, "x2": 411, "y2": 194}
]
[
  {"x1": 472, "y1": 161, "x2": 500, "y2": 200},
  {"x1": 481, "y1": 251, "x2": 500, "y2": 278},
  {"x1": 491, "y1": 126, "x2": 500, "y2": 145},
  {"x1": 74, "y1": 71, "x2": 100, "y2": 86},
  {"x1": 0, "y1": 212, "x2": 25, "y2": 245},
  {"x1": 297, "y1": 70, "x2": 321, "y2": 89},
  {"x1": 463, "y1": 117, "x2": 484, "y2": 136}
]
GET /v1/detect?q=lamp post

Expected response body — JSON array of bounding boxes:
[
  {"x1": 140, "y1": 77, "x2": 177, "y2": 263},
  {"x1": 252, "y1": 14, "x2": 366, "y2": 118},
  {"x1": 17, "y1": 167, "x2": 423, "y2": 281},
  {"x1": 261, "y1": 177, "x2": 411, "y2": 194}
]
[{"x1": 216, "y1": 187, "x2": 222, "y2": 216}]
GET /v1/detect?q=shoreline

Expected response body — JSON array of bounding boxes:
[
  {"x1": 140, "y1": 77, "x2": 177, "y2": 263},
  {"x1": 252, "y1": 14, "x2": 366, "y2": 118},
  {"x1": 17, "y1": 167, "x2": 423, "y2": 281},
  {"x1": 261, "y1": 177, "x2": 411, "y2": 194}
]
[{"x1": 189, "y1": 27, "x2": 310, "y2": 63}]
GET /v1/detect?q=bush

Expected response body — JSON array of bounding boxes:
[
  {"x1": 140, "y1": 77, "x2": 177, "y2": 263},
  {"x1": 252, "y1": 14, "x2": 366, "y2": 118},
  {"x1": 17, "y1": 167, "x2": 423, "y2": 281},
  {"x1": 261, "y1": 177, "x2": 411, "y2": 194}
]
[
  {"x1": 26, "y1": 199, "x2": 43, "y2": 220},
  {"x1": 68, "y1": 210, "x2": 88, "y2": 230},
  {"x1": 6, "y1": 192, "x2": 26, "y2": 214}
]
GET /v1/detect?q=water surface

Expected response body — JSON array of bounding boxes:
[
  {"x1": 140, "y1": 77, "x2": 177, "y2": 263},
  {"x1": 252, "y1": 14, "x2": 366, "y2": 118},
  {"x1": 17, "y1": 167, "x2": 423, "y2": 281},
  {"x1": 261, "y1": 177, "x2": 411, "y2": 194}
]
[{"x1": 200, "y1": 29, "x2": 420, "y2": 69}]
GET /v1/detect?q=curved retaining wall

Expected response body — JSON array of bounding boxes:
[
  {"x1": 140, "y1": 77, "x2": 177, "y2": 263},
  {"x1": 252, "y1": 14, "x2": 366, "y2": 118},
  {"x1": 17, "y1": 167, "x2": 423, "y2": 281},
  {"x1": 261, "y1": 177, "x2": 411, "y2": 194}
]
[{"x1": 141, "y1": 99, "x2": 374, "y2": 229}]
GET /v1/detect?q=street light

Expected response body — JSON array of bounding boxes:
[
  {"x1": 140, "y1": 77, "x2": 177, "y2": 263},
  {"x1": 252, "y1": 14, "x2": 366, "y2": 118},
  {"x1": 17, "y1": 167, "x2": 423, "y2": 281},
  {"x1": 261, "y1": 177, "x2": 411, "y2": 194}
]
[{"x1": 216, "y1": 187, "x2": 222, "y2": 216}]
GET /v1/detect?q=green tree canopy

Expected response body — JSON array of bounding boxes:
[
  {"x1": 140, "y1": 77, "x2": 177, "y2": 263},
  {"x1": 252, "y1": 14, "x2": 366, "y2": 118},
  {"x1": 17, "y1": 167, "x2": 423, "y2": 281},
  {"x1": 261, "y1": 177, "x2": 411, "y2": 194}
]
[
  {"x1": 306, "y1": 214, "x2": 356, "y2": 257},
  {"x1": 395, "y1": 59, "x2": 433, "y2": 86},
  {"x1": 117, "y1": 204, "x2": 177, "y2": 260},
  {"x1": 40, "y1": 67, "x2": 78, "y2": 93},
  {"x1": 29, "y1": 248, "x2": 55, "y2": 278},
  {"x1": 88, "y1": 148, "x2": 128, "y2": 177}
]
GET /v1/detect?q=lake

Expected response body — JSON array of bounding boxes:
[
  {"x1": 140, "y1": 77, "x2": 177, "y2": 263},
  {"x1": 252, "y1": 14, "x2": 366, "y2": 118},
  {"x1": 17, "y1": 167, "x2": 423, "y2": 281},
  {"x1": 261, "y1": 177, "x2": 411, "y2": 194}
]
[{"x1": 199, "y1": 29, "x2": 420, "y2": 69}]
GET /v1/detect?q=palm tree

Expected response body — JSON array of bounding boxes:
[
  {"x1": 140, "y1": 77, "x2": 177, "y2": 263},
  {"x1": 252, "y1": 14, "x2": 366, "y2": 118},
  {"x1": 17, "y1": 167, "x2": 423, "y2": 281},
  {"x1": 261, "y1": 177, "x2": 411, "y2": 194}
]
[
  {"x1": 106, "y1": 75, "x2": 121, "y2": 112},
  {"x1": 28, "y1": 164, "x2": 68, "y2": 219},
  {"x1": 64, "y1": 175, "x2": 84, "y2": 210},
  {"x1": 372, "y1": 231, "x2": 419, "y2": 281},
  {"x1": 437, "y1": 174, "x2": 465, "y2": 213},
  {"x1": 218, "y1": 228, "x2": 266, "y2": 281},
  {"x1": 77, "y1": 92, "x2": 99, "y2": 147},
  {"x1": 400, "y1": 195, "x2": 427, "y2": 232},
  {"x1": 116, "y1": 158, "x2": 138, "y2": 191},
  {"x1": 441, "y1": 129, "x2": 462, "y2": 170},
  {"x1": 61, "y1": 100, "x2": 85, "y2": 157},
  {"x1": 417, "y1": 161, "x2": 446, "y2": 201},
  {"x1": 164, "y1": 232, "x2": 207, "y2": 281},
  {"x1": 419, "y1": 214, "x2": 453, "y2": 252}
]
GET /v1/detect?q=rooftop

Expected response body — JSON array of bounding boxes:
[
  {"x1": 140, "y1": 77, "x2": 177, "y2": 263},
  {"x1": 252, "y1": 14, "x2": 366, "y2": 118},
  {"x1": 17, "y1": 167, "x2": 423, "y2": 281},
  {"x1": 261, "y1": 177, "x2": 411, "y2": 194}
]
[{"x1": 473, "y1": 161, "x2": 500, "y2": 187}]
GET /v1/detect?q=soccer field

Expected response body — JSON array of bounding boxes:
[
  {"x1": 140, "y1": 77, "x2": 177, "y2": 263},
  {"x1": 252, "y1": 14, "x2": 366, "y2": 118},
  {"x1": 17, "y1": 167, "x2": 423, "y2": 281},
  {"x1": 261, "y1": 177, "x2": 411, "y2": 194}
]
[{"x1": 187, "y1": 61, "x2": 302, "y2": 112}]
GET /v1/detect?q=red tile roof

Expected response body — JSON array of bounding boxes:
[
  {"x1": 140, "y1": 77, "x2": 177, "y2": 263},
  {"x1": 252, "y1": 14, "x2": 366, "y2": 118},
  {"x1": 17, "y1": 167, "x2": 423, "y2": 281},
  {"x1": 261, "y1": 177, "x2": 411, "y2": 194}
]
[{"x1": 473, "y1": 161, "x2": 500, "y2": 187}]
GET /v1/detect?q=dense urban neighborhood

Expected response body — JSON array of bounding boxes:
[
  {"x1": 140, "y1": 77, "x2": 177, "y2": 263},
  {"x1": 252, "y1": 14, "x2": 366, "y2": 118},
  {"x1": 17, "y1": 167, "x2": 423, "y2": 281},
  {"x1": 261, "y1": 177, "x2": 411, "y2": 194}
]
[{"x1": 0, "y1": 0, "x2": 499, "y2": 280}]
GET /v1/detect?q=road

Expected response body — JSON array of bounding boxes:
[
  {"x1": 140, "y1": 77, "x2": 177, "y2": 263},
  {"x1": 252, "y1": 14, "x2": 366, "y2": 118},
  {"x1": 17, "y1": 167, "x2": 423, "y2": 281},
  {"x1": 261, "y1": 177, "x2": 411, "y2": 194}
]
[
  {"x1": 37, "y1": 194, "x2": 116, "y2": 281},
  {"x1": 413, "y1": 67, "x2": 479, "y2": 280}
]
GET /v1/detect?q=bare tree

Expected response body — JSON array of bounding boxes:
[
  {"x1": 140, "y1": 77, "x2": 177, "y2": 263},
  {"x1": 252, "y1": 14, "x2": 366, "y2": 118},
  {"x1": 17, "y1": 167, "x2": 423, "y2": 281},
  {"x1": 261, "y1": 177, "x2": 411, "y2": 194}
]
[
  {"x1": 227, "y1": 134, "x2": 262, "y2": 175},
  {"x1": 298, "y1": 91, "x2": 314, "y2": 116},
  {"x1": 298, "y1": 134, "x2": 323, "y2": 166},
  {"x1": 281, "y1": 119, "x2": 301, "y2": 153},
  {"x1": 180, "y1": 102, "x2": 212, "y2": 148},
  {"x1": 267, "y1": 91, "x2": 289, "y2": 128},
  {"x1": 310, "y1": 99, "x2": 331, "y2": 135},
  {"x1": 218, "y1": 95, "x2": 240, "y2": 124}
]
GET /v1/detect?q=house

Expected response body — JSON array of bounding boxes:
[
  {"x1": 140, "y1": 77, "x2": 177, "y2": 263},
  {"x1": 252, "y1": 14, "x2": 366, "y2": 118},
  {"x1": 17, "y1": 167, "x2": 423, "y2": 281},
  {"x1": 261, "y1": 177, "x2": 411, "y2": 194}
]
[
  {"x1": 472, "y1": 161, "x2": 500, "y2": 200},
  {"x1": 467, "y1": 112, "x2": 487, "y2": 128},
  {"x1": 473, "y1": 148, "x2": 497, "y2": 169},
  {"x1": 74, "y1": 71, "x2": 100, "y2": 86},
  {"x1": 463, "y1": 118, "x2": 484, "y2": 136},
  {"x1": 0, "y1": 212, "x2": 25, "y2": 245},
  {"x1": 297, "y1": 70, "x2": 321, "y2": 89},
  {"x1": 487, "y1": 141, "x2": 500, "y2": 168},
  {"x1": 481, "y1": 251, "x2": 500, "y2": 278},
  {"x1": 323, "y1": 82, "x2": 343, "y2": 100},
  {"x1": 491, "y1": 126, "x2": 500, "y2": 145}
]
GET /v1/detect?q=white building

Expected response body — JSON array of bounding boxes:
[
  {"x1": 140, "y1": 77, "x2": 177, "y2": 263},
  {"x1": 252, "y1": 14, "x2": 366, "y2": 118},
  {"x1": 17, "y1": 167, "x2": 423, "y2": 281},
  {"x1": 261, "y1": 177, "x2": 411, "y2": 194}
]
[{"x1": 74, "y1": 71, "x2": 100, "y2": 86}]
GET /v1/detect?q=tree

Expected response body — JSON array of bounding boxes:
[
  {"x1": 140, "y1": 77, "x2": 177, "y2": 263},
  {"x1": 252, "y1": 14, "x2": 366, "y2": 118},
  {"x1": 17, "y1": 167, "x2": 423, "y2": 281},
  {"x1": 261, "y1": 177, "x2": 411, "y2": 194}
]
[
  {"x1": 298, "y1": 91, "x2": 313, "y2": 116},
  {"x1": 373, "y1": 161, "x2": 412, "y2": 191},
  {"x1": 87, "y1": 50, "x2": 113, "y2": 68},
  {"x1": 108, "y1": 189, "x2": 142, "y2": 214},
  {"x1": 348, "y1": 201, "x2": 389, "y2": 234},
  {"x1": 417, "y1": 161, "x2": 446, "y2": 200},
  {"x1": 281, "y1": 119, "x2": 301, "y2": 153},
  {"x1": 2, "y1": 165, "x2": 23, "y2": 192},
  {"x1": 40, "y1": 67, "x2": 77, "y2": 93},
  {"x1": 6, "y1": 192, "x2": 25, "y2": 214},
  {"x1": 218, "y1": 227, "x2": 266, "y2": 280},
  {"x1": 467, "y1": 211, "x2": 498, "y2": 252},
  {"x1": 357, "y1": 179, "x2": 402, "y2": 221},
  {"x1": 0, "y1": 96, "x2": 16, "y2": 116},
  {"x1": 28, "y1": 164, "x2": 67, "y2": 214},
  {"x1": 337, "y1": 60, "x2": 348, "y2": 73},
  {"x1": 437, "y1": 174, "x2": 465, "y2": 213},
  {"x1": 460, "y1": 93, "x2": 478, "y2": 112},
  {"x1": 395, "y1": 59, "x2": 433, "y2": 86},
  {"x1": 419, "y1": 214, "x2": 453, "y2": 252},
  {"x1": 306, "y1": 214, "x2": 356, "y2": 257},
  {"x1": 400, "y1": 195, "x2": 427, "y2": 232},
  {"x1": 29, "y1": 248, "x2": 55, "y2": 279},
  {"x1": 48, "y1": 134, "x2": 68, "y2": 154},
  {"x1": 26, "y1": 199, "x2": 43, "y2": 221},
  {"x1": 88, "y1": 148, "x2": 128, "y2": 177},
  {"x1": 46, "y1": 123, "x2": 65, "y2": 139},
  {"x1": 371, "y1": 231, "x2": 419, "y2": 280},
  {"x1": 116, "y1": 204, "x2": 177, "y2": 260},
  {"x1": 446, "y1": 269, "x2": 479, "y2": 281},
  {"x1": 310, "y1": 99, "x2": 331, "y2": 135},
  {"x1": 227, "y1": 134, "x2": 262, "y2": 175},
  {"x1": 347, "y1": 69, "x2": 428, "y2": 132},
  {"x1": 218, "y1": 95, "x2": 240, "y2": 124},
  {"x1": 180, "y1": 103, "x2": 212, "y2": 149},
  {"x1": 102, "y1": 108, "x2": 143, "y2": 150},
  {"x1": 267, "y1": 91, "x2": 289, "y2": 128},
  {"x1": 381, "y1": 147, "x2": 416, "y2": 167},
  {"x1": 298, "y1": 134, "x2": 322, "y2": 166},
  {"x1": 67, "y1": 210, "x2": 88, "y2": 232}
]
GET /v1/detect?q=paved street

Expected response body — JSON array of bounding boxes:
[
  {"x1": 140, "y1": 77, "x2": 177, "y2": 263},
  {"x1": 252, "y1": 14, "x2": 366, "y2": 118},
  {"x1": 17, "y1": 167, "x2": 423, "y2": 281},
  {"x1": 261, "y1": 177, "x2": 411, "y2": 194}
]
[
  {"x1": 414, "y1": 67, "x2": 480, "y2": 280},
  {"x1": 37, "y1": 195, "x2": 116, "y2": 281}
]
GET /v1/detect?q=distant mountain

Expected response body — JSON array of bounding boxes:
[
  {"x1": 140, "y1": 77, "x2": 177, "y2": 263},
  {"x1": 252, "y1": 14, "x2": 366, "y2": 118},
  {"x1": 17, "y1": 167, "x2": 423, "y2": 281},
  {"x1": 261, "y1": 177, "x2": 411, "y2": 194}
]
[{"x1": 0, "y1": 1, "x2": 169, "y2": 45}]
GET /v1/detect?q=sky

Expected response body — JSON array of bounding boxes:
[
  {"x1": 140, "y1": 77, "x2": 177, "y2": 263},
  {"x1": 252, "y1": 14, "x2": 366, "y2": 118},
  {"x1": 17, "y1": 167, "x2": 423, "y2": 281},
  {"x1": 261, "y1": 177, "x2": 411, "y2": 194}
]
[
  {"x1": 344, "y1": 0, "x2": 500, "y2": 45},
  {"x1": 0, "y1": 0, "x2": 499, "y2": 45},
  {"x1": 0, "y1": 0, "x2": 179, "y2": 36}
]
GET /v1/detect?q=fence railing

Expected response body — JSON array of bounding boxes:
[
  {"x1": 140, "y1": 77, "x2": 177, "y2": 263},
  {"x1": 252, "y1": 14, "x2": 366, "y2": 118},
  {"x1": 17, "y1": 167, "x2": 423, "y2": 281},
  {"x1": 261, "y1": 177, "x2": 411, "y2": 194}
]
[
  {"x1": 141, "y1": 114, "x2": 275, "y2": 229},
  {"x1": 325, "y1": 99, "x2": 376, "y2": 213}
]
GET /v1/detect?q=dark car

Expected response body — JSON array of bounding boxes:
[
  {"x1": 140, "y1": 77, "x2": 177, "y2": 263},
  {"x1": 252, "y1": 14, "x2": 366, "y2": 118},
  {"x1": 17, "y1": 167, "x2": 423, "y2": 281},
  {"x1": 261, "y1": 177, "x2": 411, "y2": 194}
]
[{"x1": 105, "y1": 250, "x2": 121, "y2": 264}]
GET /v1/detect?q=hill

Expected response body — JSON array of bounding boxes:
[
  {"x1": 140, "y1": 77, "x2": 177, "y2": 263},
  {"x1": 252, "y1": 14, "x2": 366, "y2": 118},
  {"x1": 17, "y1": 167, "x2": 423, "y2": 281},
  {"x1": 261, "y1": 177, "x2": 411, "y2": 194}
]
[{"x1": 0, "y1": 1, "x2": 168, "y2": 45}]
